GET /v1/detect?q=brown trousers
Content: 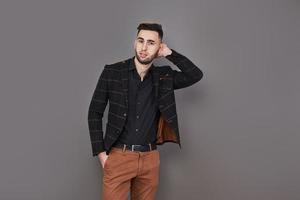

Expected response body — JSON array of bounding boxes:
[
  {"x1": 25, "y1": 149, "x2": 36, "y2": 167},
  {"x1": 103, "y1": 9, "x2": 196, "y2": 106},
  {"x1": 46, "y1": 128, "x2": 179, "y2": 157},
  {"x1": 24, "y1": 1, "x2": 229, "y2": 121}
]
[{"x1": 102, "y1": 147, "x2": 160, "y2": 200}]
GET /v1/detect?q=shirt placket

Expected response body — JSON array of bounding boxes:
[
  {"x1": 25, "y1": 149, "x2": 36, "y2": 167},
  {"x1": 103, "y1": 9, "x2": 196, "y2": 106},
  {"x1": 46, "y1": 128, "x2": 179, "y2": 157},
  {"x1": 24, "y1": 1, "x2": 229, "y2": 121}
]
[{"x1": 135, "y1": 81, "x2": 142, "y2": 134}]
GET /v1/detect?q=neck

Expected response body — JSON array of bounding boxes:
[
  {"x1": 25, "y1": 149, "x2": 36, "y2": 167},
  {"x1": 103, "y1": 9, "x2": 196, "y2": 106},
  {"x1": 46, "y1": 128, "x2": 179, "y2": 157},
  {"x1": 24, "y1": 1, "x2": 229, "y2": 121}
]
[{"x1": 134, "y1": 57, "x2": 152, "y2": 81}]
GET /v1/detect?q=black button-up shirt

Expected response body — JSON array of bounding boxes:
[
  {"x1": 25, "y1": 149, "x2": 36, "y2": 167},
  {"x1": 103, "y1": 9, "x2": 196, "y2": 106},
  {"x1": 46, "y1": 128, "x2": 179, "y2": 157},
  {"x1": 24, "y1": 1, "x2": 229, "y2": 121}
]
[{"x1": 113, "y1": 57, "x2": 160, "y2": 146}]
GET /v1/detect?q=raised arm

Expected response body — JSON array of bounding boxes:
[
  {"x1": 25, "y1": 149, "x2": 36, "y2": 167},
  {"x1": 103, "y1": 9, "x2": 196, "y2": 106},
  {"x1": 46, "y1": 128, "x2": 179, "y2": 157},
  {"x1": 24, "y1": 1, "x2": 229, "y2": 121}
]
[{"x1": 165, "y1": 48, "x2": 203, "y2": 90}]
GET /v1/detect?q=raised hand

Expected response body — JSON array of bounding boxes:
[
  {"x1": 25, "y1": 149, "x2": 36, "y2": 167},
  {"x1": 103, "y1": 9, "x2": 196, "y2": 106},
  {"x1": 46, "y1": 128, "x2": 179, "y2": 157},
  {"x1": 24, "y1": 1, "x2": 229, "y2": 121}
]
[{"x1": 157, "y1": 43, "x2": 172, "y2": 58}]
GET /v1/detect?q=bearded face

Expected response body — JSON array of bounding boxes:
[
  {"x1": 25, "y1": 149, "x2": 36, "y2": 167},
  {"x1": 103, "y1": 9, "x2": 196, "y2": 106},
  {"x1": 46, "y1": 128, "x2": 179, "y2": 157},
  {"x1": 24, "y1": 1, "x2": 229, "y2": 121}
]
[{"x1": 134, "y1": 30, "x2": 161, "y2": 65}]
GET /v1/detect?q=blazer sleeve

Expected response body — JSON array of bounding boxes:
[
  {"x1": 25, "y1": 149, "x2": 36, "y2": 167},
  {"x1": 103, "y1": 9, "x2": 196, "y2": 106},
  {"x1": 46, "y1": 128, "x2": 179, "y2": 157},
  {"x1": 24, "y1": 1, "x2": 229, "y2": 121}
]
[
  {"x1": 87, "y1": 65, "x2": 109, "y2": 156},
  {"x1": 165, "y1": 49, "x2": 203, "y2": 90}
]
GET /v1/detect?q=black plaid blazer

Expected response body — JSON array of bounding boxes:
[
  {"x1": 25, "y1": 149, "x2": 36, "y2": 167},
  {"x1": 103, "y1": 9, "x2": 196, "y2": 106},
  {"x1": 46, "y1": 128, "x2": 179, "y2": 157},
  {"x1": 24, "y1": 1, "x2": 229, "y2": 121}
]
[{"x1": 88, "y1": 49, "x2": 203, "y2": 156}]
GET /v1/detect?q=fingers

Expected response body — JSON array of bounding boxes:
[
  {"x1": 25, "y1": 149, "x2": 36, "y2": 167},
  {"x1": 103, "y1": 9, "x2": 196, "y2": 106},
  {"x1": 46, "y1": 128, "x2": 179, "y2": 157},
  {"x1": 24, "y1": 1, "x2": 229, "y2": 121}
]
[{"x1": 102, "y1": 155, "x2": 109, "y2": 168}]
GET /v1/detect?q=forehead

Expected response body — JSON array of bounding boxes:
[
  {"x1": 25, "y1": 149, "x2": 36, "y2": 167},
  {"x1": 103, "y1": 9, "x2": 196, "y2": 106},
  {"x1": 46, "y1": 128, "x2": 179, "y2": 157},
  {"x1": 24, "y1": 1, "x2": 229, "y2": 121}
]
[{"x1": 136, "y1": 30, "x2": 160, "y2": 41}]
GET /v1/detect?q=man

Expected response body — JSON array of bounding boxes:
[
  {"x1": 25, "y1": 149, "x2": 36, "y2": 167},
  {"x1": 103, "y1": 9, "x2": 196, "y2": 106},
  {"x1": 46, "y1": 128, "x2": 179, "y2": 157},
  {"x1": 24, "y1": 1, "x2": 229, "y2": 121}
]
[{"x1": 88, "y1": 22, "x2": 203, "y2": 200}]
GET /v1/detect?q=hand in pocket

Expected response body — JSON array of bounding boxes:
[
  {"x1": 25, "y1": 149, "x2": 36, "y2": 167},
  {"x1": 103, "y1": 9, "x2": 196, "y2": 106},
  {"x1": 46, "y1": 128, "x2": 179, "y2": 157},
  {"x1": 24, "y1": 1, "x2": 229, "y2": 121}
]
[{"x1": 98, "y1": 152, "x2": 109, "y2": 168}]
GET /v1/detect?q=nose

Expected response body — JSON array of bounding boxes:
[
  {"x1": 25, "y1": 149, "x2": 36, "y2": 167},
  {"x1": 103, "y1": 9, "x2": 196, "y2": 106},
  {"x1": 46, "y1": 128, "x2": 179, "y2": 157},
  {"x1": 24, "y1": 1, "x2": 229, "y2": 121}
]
[{"x1": 142, "y1": 42, "x2": 147, "y2": 51}]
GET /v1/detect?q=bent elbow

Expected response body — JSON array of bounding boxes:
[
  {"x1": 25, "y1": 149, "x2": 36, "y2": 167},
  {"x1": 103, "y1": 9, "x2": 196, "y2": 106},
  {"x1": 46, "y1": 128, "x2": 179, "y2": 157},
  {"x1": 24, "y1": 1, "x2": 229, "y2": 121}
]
[{"x1": 194, "y1": 68, "x2": 204, "y2": 83}]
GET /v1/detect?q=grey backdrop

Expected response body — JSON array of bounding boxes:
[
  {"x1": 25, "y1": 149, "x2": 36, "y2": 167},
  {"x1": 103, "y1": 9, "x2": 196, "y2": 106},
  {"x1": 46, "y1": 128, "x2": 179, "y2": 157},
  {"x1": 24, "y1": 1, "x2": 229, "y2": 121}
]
[{"x1": 0, "y1": 0, "x2": 299, "y2": 199}]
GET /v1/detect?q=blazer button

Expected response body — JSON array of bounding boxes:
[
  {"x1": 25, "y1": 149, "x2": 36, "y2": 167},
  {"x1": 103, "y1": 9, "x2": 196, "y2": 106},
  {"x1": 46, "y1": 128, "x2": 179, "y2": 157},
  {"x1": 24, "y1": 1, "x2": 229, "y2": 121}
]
[{"x1": 123, "y1": 113, "x2": 127, "y2": 116}]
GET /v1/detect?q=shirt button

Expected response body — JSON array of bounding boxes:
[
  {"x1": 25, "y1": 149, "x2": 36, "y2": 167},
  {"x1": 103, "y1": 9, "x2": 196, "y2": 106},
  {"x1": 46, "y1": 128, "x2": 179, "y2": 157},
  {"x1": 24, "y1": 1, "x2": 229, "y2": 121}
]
[
  {"x1": 123, "y1": 113, "x2": 127, "y2": 116},
  {"x1": 136, "y1": 128, "x2": 139, "y2": 132},
  {"x1": 136, "y1": 115, "x2": 139, "y2": 119}
]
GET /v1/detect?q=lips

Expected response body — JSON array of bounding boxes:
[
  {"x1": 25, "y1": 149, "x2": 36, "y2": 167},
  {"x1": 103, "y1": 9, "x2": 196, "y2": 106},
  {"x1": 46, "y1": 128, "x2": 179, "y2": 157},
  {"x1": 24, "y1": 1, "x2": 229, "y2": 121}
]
[{"x1": 140, "y1": 53, "x2": 147, "y2": 58}]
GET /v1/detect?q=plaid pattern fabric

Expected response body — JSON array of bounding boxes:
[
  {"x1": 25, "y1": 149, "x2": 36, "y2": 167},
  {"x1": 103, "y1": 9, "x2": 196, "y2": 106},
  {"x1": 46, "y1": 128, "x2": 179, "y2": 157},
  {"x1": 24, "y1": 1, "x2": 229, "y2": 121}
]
[{"x1": 88, "y1": 49, "x2": 203, "y2": 156}]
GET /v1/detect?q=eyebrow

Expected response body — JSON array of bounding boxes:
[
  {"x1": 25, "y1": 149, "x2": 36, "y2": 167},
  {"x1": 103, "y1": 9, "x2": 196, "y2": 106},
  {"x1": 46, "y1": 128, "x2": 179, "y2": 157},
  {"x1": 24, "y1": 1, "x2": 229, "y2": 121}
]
[{"x1": 137, "y1": 37, "x2": 156, "y2": 43}]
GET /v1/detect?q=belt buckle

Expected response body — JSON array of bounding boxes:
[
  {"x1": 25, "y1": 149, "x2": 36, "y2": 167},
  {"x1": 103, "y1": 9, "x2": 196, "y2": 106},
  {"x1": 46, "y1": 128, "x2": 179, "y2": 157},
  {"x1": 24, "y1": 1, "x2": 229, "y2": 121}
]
[{"x1": 131, "y1": 144, "x2": 142, "y2": 151}]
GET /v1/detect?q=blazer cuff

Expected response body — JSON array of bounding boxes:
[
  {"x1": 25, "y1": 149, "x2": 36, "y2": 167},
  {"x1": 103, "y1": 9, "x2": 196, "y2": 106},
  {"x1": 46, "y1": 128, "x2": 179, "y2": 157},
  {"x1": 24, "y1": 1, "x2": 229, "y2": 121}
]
[{"x1": 92, "y1": 141, "x2": 105, "y2": 157}]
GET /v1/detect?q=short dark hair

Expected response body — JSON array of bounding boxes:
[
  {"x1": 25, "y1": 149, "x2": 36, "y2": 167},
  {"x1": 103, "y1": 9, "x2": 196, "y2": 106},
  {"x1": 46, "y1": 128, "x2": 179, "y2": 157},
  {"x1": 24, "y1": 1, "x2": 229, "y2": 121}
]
[{"x1": 137, "y1": 22, "x2": 163, "y2": 40}]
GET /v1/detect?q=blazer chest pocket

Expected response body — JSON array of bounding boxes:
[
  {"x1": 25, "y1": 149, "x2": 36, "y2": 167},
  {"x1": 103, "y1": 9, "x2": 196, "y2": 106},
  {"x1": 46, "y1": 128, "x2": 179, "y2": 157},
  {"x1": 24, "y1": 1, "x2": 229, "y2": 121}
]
[{"x1": 159, "y1": 74, "x2": 173, "y2": 91}]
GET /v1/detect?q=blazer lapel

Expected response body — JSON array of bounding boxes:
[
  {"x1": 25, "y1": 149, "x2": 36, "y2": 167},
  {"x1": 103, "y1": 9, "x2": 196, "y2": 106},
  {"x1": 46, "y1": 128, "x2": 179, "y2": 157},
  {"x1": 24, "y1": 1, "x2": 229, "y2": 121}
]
[{"x1": 152, "y1": 67, "x2": 160, "y2": 100}]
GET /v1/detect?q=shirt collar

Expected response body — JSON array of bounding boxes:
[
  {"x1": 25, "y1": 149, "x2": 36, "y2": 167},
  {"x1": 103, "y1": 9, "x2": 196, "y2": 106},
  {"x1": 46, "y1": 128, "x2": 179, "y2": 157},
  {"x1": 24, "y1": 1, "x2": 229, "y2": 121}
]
[{"x1": 128, "y1": 56, "x2": 135, "y2": 71}]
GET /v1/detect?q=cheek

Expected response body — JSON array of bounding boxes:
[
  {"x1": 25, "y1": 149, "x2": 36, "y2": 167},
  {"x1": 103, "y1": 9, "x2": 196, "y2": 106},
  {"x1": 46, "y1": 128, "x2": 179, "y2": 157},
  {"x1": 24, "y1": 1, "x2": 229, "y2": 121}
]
[
  {"x1": 135, "y1": 43, "x2": 142, "y2": 50},
  {"x1": 149, "y1": 46, "x2": 160, "y2": 53},
  {"x1": 152, "y1": 47, "x2": 160, "y2": 55}
]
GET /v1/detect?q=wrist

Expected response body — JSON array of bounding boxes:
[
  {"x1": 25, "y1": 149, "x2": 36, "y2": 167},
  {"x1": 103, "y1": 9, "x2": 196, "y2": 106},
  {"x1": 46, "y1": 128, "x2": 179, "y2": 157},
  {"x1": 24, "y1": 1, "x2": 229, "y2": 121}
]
[
  {"x1": 165, "y1": 49, "x2": 172, "y2": 57},
  {"x1": 97, "y1": 151, "x2": 106, "y2": 157}
]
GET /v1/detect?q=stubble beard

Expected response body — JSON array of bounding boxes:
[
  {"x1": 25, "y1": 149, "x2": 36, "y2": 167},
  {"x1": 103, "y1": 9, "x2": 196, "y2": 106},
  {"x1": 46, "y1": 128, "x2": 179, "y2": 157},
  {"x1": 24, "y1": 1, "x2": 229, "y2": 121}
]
[{"x1": 135, "y1": 49, "x2": 159, "y2": 65}]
